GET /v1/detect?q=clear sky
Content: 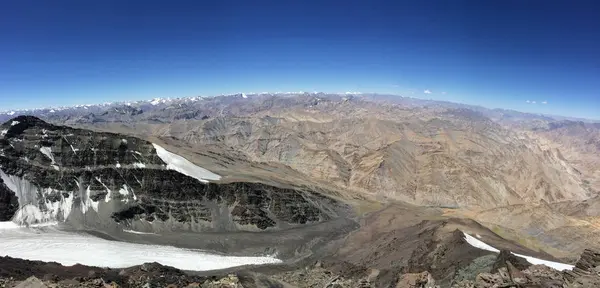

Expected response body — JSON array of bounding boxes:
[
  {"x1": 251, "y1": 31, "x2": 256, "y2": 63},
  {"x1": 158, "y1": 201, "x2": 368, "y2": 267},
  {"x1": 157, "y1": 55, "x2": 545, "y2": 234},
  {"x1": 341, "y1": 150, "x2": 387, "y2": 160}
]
[{"x1": 1, "y1": 0, "x2": 599, "y2": 119}]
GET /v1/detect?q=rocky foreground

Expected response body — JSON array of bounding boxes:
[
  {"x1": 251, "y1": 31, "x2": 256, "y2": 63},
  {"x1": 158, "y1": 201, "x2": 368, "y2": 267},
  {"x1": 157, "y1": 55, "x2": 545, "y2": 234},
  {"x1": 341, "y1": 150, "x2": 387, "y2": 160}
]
[{"x1": 1, "y1": 249, "x2": 600, "y2": 288}]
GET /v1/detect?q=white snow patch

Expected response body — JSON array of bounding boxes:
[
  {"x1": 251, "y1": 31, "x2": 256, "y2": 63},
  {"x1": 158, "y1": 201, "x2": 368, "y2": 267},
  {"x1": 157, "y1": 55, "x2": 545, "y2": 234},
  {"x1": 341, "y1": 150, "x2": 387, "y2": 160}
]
[
  {"x1": 1, "y1": 129, "x2": 7, "y2": 137},
  {"x1": 0, "y1": 227, "x2": 281, "y2": 270},
  {"x1": 0, "y1": 221, "x2": 59, "y2": 229},
  {"x1": 152, "y1": 143, "x2": 221, "y2": 183},
  {"x1": 121, "y1": 139, "x2": 128, "y2": 144},
  {"x1": 512, "y1": 253, "x2": 575, "y2": 271},
  {"x1": 8, "y1": 111, "x2": 15, "y2": 115},
  {"x1": 133, "y1": 163, "x2": 146, "y2": 168},
  {"x1": 0, "y1": 221, "x2": 19, "y2": 229},
  {"x1": 133, "y1": 151, "x2": 142, "y2": 155},
  {"x1": 462, "y1": 232, "x2": 574, "y2": 271},
  {"x1": 463, "y1": 232, "x2": 499, "y2": 253},
  {"x1": 116, "y1": 163, "x2": 121, "y2": 168},
  {"x1": 40, "y1": 147, "x2": 55, "y2": 164},
  {"x1": 11, "y1": 121, "x2": 19, "y2": 126},
  {"x1": 118, "y1": 185, "x2": 132, "y2": 201},
  {"x1": 123, "y1": 229, "x2": 156, "y2": 235},
  {"x1": 241, "y1": 93, "x2": 248, "y2": 98}
]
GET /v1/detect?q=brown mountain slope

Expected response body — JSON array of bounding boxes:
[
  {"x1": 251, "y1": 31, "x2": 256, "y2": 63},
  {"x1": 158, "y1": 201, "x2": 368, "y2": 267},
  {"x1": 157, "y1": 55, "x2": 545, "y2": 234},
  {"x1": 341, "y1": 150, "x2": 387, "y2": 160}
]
[
  {"x1": 133, "y1": 107, "x2": 591, "y2": 209},
  {"x1": 527, "y1": 121, "x2": 600, "y2": 193},
  {"x1": 72, "y1": 97, "x2": 593, "y2": 209}
]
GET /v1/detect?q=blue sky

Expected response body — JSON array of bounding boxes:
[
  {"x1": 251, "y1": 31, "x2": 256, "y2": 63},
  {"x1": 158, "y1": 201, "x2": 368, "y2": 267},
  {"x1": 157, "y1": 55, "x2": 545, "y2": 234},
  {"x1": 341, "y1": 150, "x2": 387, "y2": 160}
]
[{"x1": 1, "y1": 0, "x2": 599, "y2": 119}]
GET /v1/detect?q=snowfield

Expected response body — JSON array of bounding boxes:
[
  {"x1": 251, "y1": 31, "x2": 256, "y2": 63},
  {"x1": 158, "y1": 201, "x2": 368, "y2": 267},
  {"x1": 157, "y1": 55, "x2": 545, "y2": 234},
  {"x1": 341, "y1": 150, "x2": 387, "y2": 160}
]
[
  {"x1": 462, "y1": 232, "x2": 574, "y2": 271},
  {"x1": 0, "y1": 223, "x2": 281, "y2": 271},
  {"x1": 152, "y1": 143, "x2": 221, "y2": 183}
]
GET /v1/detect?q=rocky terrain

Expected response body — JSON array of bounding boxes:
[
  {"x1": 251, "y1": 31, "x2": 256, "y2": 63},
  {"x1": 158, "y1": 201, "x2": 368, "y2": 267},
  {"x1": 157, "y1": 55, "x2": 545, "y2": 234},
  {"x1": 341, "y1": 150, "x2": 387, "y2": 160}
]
[
  {"x1": 1, "y1": 93, "x2": 600, "y2": 287},
  {"x1": 0, "y1": 116, "x2": 355, "y2": 259},
  {"x1": 30, "y1": 92, "x2": 597, "y2": 258},
  {"x1": 0, "y1": 246, "x2": 599, "y2": 287}
]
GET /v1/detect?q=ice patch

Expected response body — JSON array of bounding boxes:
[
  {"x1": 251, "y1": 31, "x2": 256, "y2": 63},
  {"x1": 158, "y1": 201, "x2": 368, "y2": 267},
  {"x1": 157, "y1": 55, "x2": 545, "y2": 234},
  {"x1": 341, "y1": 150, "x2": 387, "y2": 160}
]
[
  {"x1": 123, "y1": 229, "x2": 156, "y2": 235},
  {"x1": 462, "y1": 232, "x2": 574, "y2": 271},
  {"x1": 0, "y1": 221, "x2": 19, "y2": 229},
  {"x1": 11, "y1": 121, "x2": 19, "y2": 126},
  {"x1": 39, "y1": 147, "x2": 56, "y2": 164},
  {"x1": 118, "y1": 185, "x2": 133, "y2": 203},
  {"x1": 0, "y1": 227, "x2": 281, "y2": 271},
  {"x1": 133, "y1": 163, "x2": 146, "y2": 168},
  {"x1": 0, "y1": 221, "x2": 58, "y2": 229},
  {"x1": 152, "y1": 143, "x2": 221, "y2": 183}
]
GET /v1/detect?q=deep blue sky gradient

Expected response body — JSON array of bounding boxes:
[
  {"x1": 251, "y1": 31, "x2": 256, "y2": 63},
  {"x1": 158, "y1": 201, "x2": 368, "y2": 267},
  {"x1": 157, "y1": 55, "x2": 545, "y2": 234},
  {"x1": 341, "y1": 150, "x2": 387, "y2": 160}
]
[{"x1": 1, "y1": 0, "x2": 599, "y2": 119}]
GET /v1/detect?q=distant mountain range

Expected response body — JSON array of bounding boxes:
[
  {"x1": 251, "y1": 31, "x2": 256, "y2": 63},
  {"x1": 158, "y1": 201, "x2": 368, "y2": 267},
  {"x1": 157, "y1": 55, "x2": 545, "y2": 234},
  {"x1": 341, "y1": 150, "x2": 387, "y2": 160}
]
[{"x1": 1, "y1": 92, "x2": 597, "y2": 125}]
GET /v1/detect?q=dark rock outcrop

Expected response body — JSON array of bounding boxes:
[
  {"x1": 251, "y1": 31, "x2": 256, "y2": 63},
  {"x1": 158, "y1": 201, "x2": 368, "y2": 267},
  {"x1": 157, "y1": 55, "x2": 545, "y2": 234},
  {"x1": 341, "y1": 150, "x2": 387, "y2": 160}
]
[
  {"x1": 564, "y1": 249, "x2": 600, "y2": 284},
  {"x1": 0, "y1": 116, "x2": 348, "y2": 233},
  {"x1": 0, "y1": 178, "x2": 18, "y2": 221},
  {"x1": 490, "y1": 250, "x2": 531, "y2": 273}
]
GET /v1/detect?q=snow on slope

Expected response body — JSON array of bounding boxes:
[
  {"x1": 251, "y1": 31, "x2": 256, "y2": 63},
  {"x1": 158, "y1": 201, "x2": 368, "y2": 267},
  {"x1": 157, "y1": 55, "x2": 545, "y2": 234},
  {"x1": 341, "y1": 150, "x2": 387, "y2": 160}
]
[
  {"x1": 463, "y1": 232, "x2": 574, "y2": 271},
  {"x1": 123, "y1": 229, "x2": 157, "y2": 235},
  {"x1": 0, "y1": 223, "x2": 281, "y2": 271},
  {"x1": 152, "y1": 144, "x2": 221, "y2": 183},
  {"x1": 39, "y1": 147, "x2": 56, "y2": 164},
  {"x1": 0, "y1": 170, "x2": 74, "y2": 225}
]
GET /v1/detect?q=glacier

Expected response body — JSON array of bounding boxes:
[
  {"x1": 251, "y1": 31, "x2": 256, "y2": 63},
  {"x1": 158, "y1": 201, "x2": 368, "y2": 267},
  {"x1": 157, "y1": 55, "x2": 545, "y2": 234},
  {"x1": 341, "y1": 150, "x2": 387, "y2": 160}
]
[{"x1": 0, "y1": 223, "x2": 281, "y2": 271}]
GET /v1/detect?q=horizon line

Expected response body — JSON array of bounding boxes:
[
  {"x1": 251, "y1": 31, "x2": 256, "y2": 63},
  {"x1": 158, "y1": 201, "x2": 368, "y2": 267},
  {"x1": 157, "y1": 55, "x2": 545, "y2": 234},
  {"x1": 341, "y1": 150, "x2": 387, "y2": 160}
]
[{"x1": 0, "y1": 91, "x2": 597, "y2": 122}]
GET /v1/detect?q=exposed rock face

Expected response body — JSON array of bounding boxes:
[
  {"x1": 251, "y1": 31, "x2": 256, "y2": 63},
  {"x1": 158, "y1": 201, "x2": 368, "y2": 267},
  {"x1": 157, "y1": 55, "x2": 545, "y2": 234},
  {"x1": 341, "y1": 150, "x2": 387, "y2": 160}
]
[
  {"x1": 451, "y1": 249, "x2": 600, "y2": 288},
  {"x1": 490, "y1": 250, "x2": 531, "y2": 273},
  {"x1": 564, "y1": 249, "x2": 600, "y2": 285},
  {"x1": 0, "y1": 116, "x2": 347, "y2": 235},
  {"x1": 0, "y1": 177, "x2": 18, "y2": 221}
]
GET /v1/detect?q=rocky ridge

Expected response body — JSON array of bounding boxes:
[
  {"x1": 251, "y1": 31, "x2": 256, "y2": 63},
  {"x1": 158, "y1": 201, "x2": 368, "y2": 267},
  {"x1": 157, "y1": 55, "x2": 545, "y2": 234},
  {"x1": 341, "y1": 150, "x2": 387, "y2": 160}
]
[
  {"x1": 1, "y1": 247, "x2": 599, "y2": 287},
  {"x1": 0, "y1": 116, "x2": 354, "y2": 259}
]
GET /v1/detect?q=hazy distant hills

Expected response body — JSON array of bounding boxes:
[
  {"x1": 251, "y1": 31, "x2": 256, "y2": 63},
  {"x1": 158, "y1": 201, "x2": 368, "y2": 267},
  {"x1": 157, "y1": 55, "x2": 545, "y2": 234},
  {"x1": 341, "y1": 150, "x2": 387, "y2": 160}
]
[{"x1": 1, "y1": 92, "x2": 597, "y2": 125}]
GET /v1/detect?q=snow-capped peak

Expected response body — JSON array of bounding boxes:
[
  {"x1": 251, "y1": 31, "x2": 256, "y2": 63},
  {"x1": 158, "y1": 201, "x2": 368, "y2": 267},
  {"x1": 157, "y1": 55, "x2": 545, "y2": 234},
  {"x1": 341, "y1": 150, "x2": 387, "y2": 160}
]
[{"x1": 241, "y1": 93, "x2": 248, "y2": 99}]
